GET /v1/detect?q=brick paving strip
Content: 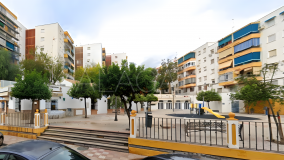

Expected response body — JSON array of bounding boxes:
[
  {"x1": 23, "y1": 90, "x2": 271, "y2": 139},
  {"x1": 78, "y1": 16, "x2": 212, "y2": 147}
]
[{"x1": 1, "y1": 135, "x2": 146, "y2": 160}]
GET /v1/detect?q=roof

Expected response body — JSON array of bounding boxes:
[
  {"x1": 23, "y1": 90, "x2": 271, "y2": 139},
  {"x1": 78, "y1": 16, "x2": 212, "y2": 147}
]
[
  {"x1": 0, "y1": 140, "x2": 63, "y2": 159},
  {"x1": 65, "y1": 79, "x2": 79, "y2": 84}
]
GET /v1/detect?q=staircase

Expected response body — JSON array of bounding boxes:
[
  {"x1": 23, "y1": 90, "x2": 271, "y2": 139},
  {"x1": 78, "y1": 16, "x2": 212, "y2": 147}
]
[{"x1": 37, "y1": 126, "x2": 129, "y2": 152}]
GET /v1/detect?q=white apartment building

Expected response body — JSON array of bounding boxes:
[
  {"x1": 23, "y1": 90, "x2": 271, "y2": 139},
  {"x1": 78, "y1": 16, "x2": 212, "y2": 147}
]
[
  {"x1": 111, "y1": 53, "x2": 127, "y2": 67},
  {"x1": 82, "y1": 43, "x2": 102, "y2": 67},
  {"x1": 257, "y1": 6, "x2": 284, "y2": 83},
  {"x1": 34, "y1": 23, "x2": 75, "y2": 79},
  {"x1": 14, "y1": 21, "x2": 26, "y2": 61}
]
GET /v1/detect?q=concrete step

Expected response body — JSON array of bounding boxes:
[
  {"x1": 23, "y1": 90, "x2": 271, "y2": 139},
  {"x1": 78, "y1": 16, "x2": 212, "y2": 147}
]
[
  {"x1": 37, "y1": 136, "x2": 128, "y2": 153},
  {"x1": 41, "y1": 132, "x2": 128, "y2": 144}
]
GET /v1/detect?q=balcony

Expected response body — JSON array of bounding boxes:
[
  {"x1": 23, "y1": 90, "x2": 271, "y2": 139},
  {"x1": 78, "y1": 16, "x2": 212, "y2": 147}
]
[
  {"x1": 179, "y1": 83, "x2": 196, "y2": 89},
  {"x1": 178, "y1": 74, "x2": 196, "y2": 81},
  {"x1": 64, "y1": 53, "x2": 74, "y2": 64},
  {"x1": 64, "y1": 65, "x2": 74, "y2": 73},
  {"x1": 177, "y1": 66, "x2": 196, "y2": 74}
]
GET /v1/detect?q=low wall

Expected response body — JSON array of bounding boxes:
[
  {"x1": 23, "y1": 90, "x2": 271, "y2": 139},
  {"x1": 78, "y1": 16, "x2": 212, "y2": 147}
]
[
  {"x1": 0, "y1": 126, "x2": 48, "y2": 139},
  {"x1": 246, "y1": 100, "x2": 284, "y2": 115},
  {"x1": 128, "y1": 138, "x2": 284, "y2": 160}
]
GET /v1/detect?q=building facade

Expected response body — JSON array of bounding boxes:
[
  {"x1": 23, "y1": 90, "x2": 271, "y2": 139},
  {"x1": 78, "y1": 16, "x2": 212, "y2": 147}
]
[
  {"x1": 25, "y1": 23, "x2": 75, "y2": 79},
  {"x1": 0, "y1": 2, "x2": 25, "y2": 64},
  {"x1": 75, "y1": 43, "x2": 103, "y2": 68},
  {"x1": 111, "y1": 53, "x2": 127, "y2": 67}
]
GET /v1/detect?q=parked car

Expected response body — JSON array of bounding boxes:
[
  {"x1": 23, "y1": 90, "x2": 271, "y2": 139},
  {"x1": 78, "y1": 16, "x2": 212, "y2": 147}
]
[
  {"x1": 0, "y1": 132, "x2": 3, "y2": 146},
  {"x1": 0, "y1": 140, "x2": 89, "y2": 160},
  {"x1": 142, "y1": 153, "x2": 205, "y2": 160}
]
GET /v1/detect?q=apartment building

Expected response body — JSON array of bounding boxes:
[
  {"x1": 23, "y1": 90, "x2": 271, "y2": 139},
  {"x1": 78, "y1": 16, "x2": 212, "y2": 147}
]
[
  {"x1": 75, "y1": 43, "x2": 103, "y2": 69},
  {"x1": 25, "y1": 23, "x2": 75, "y2": 79},
  {"x1": 0, "y1": 2, "x2": 26, "y2": 64},
  {"x1": 176, "y1": 52, "x2": 196, "y2": 95},
  {"x1": 111, "y1": 53, "x2": 127, "y2": 67}
]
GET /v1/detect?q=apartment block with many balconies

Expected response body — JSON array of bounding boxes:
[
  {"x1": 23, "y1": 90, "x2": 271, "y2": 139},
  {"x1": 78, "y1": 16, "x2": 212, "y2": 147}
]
[{"x1": 0, "y1": 2, "x2": 26, "y2": 64}]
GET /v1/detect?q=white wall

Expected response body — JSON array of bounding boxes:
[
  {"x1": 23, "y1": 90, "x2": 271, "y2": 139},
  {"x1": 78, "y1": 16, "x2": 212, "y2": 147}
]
[
  {"x1": 111, "y1": 53, "x2": 127, "y2": 67},
  {"x1": 220, "y1": 93, "x2": 232, "y2": 113},
  {"x1": 15, "y1": 20, "x2": 27, "y2": 62},
  {"x1": 97, "y1": 96, "x2": 107, "y2": 114},
  {"x1": 83, "y1": 43, "x2": 102, "y2": 67}
]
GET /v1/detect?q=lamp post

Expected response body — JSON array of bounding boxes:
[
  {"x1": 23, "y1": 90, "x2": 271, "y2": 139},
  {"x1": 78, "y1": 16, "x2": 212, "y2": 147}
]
[
  {"x1": 172, "y1": 84, "x2": 175, "y2": 112},
  {"x1": 114, "y1": 96, "x2": 118, "y2": 121}
]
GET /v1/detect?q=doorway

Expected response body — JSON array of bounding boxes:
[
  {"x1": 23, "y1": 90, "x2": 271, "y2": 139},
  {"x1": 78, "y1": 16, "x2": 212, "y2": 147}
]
[
  {"x1": 231, "y1": 101, "x2": 239, "y2": 113},
  {"x1": 51, "y1": 100, "x2": 58, "y2": 110}
]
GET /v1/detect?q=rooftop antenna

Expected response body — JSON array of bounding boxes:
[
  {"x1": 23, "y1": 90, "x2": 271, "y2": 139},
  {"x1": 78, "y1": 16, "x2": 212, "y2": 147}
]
[{"x1": 232, "y1": 19, "x2": 234, "y2": 33}]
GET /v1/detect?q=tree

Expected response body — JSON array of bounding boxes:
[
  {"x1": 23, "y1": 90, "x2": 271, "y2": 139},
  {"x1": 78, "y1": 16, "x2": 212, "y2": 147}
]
[
  {"x1": 230, "y1": 63, "x2": 284, "y2": 143},
  {"x1": 0, "y1": 48, "x2": 21, "y2": 81},
  {"x1": 67, "y1": 78, "x2": 101, "y2": 118},
  {"x1": 20, "y1": 51, "x2": 65, "y2": 84},
  {"x1": 196, "y1": 90, "x2": 222, "y2": 109},
  {"x1": 95, "y1": 60, "x2": 157, "y2": 127},
  {"x1": 156, "y1": 59, "x2": 178, "y2": 93},
  {"x1": 10, "y1": 70, "x2": 52, "y2": 124},
  {"x1": 145, "y1": 93, "x2": 158, "y2": 111}
]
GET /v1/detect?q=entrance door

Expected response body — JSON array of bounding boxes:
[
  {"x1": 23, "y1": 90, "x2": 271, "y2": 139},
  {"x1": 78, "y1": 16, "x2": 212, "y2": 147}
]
[
  {"x1": 51, "y1": 100, "x2": 58, "y2": 110},
  {"x1": 231, "y1": 101, "x2": 239, "y2": 113}
]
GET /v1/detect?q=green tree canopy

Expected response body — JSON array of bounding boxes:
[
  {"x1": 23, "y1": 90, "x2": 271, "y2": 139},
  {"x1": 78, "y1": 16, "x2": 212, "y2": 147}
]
[
  {"x1": 156, "y1": 59, "x2": 177, "y2": 93},
  {"x1": 95, "y1": 59, "x2": 158, "y2": 127},
  {"x1": 0, "y1": 48, "x2": 21, "y2": 81},
  {"x1": 74, "y1": 63, "x2": 101, "y2": 83},
  {"x1": 196, "y1": 90, "x2": 222, "y2": 109},
  {"x1": 10, "y1": 70, "x2": 52, "y2": 123},
  {"x1": 20, "y1": 51, "x2": 65, "y2": 84},
  {"x1": 67, "y1": 78, "x2": 101, "y2": 118},
  {"x1": 146, "y1": 93, "x2": 158, "y2": 111}
]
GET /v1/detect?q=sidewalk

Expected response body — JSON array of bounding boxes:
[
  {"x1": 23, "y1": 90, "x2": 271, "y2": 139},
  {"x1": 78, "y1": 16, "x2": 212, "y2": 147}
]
[{"x1": 1, "y1": 135, "x2": 145, "y2": 160}]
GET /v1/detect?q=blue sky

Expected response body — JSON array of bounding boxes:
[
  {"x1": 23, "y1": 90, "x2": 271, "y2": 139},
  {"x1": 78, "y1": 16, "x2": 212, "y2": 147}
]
[{"x1": 4, "y1": 0, "x2": 284, "y2": 68}]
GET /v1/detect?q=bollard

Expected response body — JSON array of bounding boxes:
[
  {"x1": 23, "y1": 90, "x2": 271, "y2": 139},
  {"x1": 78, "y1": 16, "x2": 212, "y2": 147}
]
[
  {"x1": 227, "y1": 112, "x2": 239, "y2": 149},
  {"x1": 44, "y1": 109, "x2": 49, "y2": 127},
  {"x1": 130, "y1": 110, "x2": 137, "y2": 138},
  {"x1": 0, "y1": 112, "x2": 5, "y2": 125},
  {"x1": 34, "y1": 109, "x2": 40, "y2": 129}
]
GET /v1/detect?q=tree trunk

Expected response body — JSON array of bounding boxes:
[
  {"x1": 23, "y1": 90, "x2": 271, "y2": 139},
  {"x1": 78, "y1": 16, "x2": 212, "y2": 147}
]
[
  {"x1": 207, "y1": 101, "x2": 210, "y2": 109},
  {"x1": 120, "y1": 96, "x2": 130, "y2": 128},
  {"x1": 267, "y1": 100, "x2": 284, "y2": 142},
  {"x1": 84, "y1": 97, "x2": 87, "y2": 118},
  {"x1": 30, "y1": 99, "x2": 35, "y2": 124}
]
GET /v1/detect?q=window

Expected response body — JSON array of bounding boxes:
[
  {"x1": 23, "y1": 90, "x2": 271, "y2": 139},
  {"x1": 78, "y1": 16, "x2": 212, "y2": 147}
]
[
  {"x1": 211, "y1": 49, "x2": 214, "y2": 54},
  {"x1": 40, "y1": 47, "x2": 44, "y2": 52},
  {"x1": 266, "y1": 18, "x2": 275, "y2": 28},
  {"x1": 87, "y1": 59, "x2": 90, "y2": 62},
  {"x1": 217, "y1": 88, "x2": 222, "y2": 93},
  {"x1": 198, "y1": 86, "x2": 202, "y2": 91},
  {"x1": 88, "y1": 53, "x2": 90, "y2": 56},
  {"x1": 204, "y1": 76, "x2": 207, "y2": 81},
  {"x1": 204, "y1": 66, "x2": 207, "y2": 71},
  {"x1": 0, "y1": 153, "x2": 8, "y2": 160},
  {"x1": 198, "y1": 68, "x2": 201, "y2": 73},
  {"x1": 211, "y1": 59, "x2": 214, "y2": 64},
  {"x1": 115, "y1": 56, "x2": 118, "y2": 58},
  {"x1": 8, "y1": 154, "x2": 26, "y2": 160},
  {"x1": 211, "y1": 69, "x2": 214, "y2": 74},
  {"x1": 41, "y1": 37, "x2": 44, "y2": 42},
  {"x1": 212, "y1": 79, "x2": 215, "y2": 84},
  {"x1": 204, "y1": 58, "x2": 206, "y2": 62},
  {"x1": 199, "y1": 77, "x2": 201, "y2": 82},
  {"x1": 115, "y1": 61, "x2": 118, "y2": 64},
  {"x1": 269, "y1": 49, "x2": 277, "y2": 57},
  {"x1": 41, "y1": 146, "x2": 88, "y2": 160},
  {"x1": 179, "y1": 90, "x2": 181, "y2": 93},
  {"x1": 190, "y1": 87, "x2": 194, "y2": 92},
  {"x1": 198, "y1": 60, "x2": 201, "y2": 64},
  {"x1": 87, "y1": 47, "x2": 90, "y2": 50},
  {"x1": 204, "y1": 85, "x2": 207, "y2": 90},
  {"x1": 203, "y1": 48, "x2": 206, "y2": 53},
  {"x1": 198, "y1": 51, "x2": 201, "y2": 55},
  {"x1": 41, "y1": 29, "x2": 45, "y2": 33},
  {"x1": 268, "y1": 34, "x2": 276, "y2": 43}
]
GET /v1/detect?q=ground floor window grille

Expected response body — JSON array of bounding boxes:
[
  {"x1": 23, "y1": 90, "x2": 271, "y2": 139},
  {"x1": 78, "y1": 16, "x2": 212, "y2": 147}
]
[{"x1": 158, "y1": 102, "x2": 164, "y2": 109}]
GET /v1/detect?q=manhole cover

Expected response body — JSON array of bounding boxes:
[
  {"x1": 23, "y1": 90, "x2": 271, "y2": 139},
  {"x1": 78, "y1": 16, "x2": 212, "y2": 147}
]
[{"x1": 77, "y1": 146, "x2": 89, "y2": 151}]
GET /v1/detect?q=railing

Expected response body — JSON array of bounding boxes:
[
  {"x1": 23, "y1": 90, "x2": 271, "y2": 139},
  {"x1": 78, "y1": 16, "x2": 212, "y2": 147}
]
[
  {"x1": 137, "y1": 116, "x2": 284, "y2": 153},
  {"x1": 4, "y1": 112, "x2": 45, "y2": 128}
]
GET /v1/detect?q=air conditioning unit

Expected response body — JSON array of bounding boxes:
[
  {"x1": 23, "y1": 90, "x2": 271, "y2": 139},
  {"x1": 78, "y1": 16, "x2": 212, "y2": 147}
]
[{"x1": 258, "y1": 25, "x2": 265, "y2": 31}]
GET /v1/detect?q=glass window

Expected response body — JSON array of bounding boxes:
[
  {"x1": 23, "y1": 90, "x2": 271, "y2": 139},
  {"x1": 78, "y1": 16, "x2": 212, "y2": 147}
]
[
  {"x1": 211, "y1": 59, "x2": 214, "y2": 64},
  {"x1": 0, "y1": 153, "x2": 8, "y2": 160},
  {"x1": 266, "y1": 18, "x2": 275, "y2": 28},
  {"x1": 41, "y1": 37, "x2": 44, "y2": 42},
  {"x1": 41, "y1": 29, "x2": 45, "y2": 33},
  {"x1": 40, "y1": 48, "x2": 44, "y2": 52},
  {"x1": 87, "y1": 47, "x2": 90, "y2": 50},
  {"x1": 8, "y1": 154, "x2": 27, "y2": 160},
  {"x1": 42, "y1": 147, "x2": 88, "y2": 160},
  {"x1": 88, "y1": 53, "x2": 90, "y2": 56},
  {"x1": 268, "y1": 34, "x2": 276, "y2": 43},
  {"x1": 269, "y1": 49, "x2": 277, "y2": 57}
]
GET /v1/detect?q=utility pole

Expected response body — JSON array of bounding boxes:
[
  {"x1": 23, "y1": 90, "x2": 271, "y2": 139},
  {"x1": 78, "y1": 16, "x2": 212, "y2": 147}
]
[
  {"x1": 172, "y1": 84, "x2": 175, "y2": 112},
  {"x1": 114, "y1": 96, "x2": 118, "y2": 121}
]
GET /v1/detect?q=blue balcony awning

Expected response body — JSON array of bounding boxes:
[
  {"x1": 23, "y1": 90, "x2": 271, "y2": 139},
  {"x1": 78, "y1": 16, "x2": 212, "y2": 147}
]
[
  {"x1": 265, "y1": 16, "x2": 276, "y2": 22},
  {"x1": 280, "y1": 11, "x2": 284, "y2": 15},
  {"x1": 218, "y1": 35, "x2": 232, "y2": 47}
]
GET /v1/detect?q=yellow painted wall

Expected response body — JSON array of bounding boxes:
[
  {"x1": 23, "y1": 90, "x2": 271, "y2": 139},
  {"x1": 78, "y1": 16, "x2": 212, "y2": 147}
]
[
  {"x1": 246, "y1": 100, "x2": 284, "y2": 115},
  {"x1": 129, "y1": 138, "x2": 284, "y2": 160}
]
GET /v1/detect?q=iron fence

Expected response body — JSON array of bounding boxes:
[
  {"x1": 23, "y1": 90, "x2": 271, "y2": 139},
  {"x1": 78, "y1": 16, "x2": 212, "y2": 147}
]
[
  {"x1": 4, "y1": 112, "x2": 46, "y2": 128},
  {"x1": 137, "y1": 117, "x2": 284, "y2": 153}
]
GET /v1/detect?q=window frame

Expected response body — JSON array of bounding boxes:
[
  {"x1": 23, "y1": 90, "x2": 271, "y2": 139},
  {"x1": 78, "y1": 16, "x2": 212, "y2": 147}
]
[{"x1": 267, "y1": 33, "x2": 276, "y2": 43}]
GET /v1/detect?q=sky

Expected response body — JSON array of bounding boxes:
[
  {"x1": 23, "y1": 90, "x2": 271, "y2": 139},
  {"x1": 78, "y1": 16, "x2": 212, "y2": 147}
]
[{"x1": 3, "y1": 0, "x2": 284, "y2": 68}]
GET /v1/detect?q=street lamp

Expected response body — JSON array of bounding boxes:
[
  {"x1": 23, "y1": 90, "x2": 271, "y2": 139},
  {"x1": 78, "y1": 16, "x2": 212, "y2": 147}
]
[{"x1": 172, "y1": 83, "x2": 175, "y2": 112}]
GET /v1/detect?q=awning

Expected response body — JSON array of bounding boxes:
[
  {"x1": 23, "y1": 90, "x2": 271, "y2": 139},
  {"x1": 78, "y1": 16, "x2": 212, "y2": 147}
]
[
  {"x1": 219, "y1": 48, "x2": 233, "y2": 59},
  {"x1": 52, "y1": 92, "x2": 63, "y2": 97},
  {"x1": 0, "y1": 97, "x2": 9, "y2": 102},
  {"x1": 244, "y1": 67, "x2": 252, "y2": 72},
  {"x1": 265, "y1": 16, "x2": 276, "y2": 22},
  {"x1": 219, "y1": 60, "x2": 232, "y2": 70},
  {"x1": 253, "y1": 67, "x2": 262, "y2": 75},
  {"x1": 280, "y1": 11, "x2": 284, "y2": 15}
]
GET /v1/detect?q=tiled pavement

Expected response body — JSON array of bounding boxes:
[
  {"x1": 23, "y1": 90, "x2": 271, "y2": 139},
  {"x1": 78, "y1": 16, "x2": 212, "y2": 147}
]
[{"x1": 1, "y1": 135, "x2": 146, "y2": 160}]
